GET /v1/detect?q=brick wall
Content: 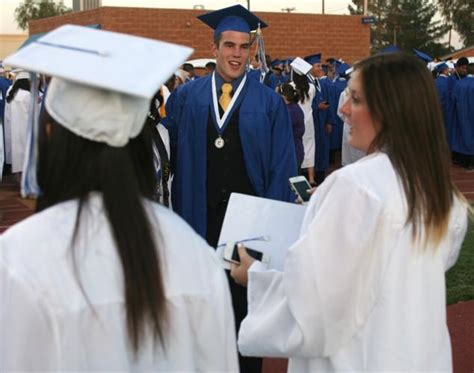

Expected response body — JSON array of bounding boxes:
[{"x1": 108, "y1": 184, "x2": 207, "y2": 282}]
[{"x1": 29, "y1": 7, "x2": 370, "y2": 64}]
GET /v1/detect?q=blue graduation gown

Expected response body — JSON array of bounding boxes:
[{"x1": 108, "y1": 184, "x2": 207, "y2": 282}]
[
  {"x1": 446, "y1": 74, "x2": 460, "y2": 149},
  {"x1": 0, "y1": 77, "x2": 12, "y2": 124},
  {"x1": 163, "y1": 74, "x2": 297, "y2": 238},
  {"x1": 452, "y1": 76, "x2": 474, "y2": 155},
  {"x1": 312, "y1": 77, "x2": 335, "y2": 172},
  {"x1": 330, "y1": 77, "x2": 348, "y2": 150},
  {"x1": 435, "y1": 75, "x2": 450, "y2": 142}
]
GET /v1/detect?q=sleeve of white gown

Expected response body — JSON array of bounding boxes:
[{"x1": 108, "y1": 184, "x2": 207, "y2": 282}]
[
  {"x1": 444, "y1": 197, "x2": 469, "y2": 271},
  {"x1": 0, "y1": 258, "x2": 58, "y2": 371},
  {"x1": 239, "y1": 173, "x2": 391, "y2": 358},
  {"x1": 191, "y1": 249, "x2": 239, "y2": 372}
]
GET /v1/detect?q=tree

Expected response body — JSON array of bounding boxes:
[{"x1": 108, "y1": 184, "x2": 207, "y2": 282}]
[
  {"x1": 15, "y1": 0, "x2": 71, "y2": 31},
  {"x1": 349, "y1": 0, "x2": 452, "y2": 57},
  {"x1": 437, "y1": 0, "x2": 474, "y2": 48}
]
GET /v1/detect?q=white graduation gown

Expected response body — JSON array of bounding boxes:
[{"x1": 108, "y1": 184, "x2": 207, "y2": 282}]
[
  {"x1": 238, "y1": 152, "x2": 468, "y2": 372},
  {"x1": 9, "y1": 89, "x2": 33, "y2": 173},
  {"x1": 0, "y1": 194, "x2": 238, "y2": 372},
  {"x1": 299, "y1": 84, "x2": 316, "y2": 169}
]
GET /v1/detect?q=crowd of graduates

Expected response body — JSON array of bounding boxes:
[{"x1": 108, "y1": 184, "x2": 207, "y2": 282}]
[{"x1": 0, "y1": 4, "x2": 472, "y2": 372}]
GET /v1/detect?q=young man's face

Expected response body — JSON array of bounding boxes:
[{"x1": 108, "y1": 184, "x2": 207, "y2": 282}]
[
  {"x1": 311, "y1": 63, "x2": 324, "y2": 77},
  {"x1": 213, "y1": 30, "x2": 250, "y2": 82}
]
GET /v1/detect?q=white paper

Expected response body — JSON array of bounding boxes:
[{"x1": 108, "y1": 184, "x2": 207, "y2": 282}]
[
  {"x1": 290, "y1": 57, "x2": 312, "y2": 76},
  {"x1": 217, "y1": 193, "x2": 307, "y2": 271}
]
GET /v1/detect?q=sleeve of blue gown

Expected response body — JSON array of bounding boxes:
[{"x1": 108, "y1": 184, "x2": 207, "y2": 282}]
[
  {"x1": 161, "y1": 87, "x2": 185, "y2": 174},
  {"x1": 267, "y1": 97, "x2": 298, "y2": 201}
]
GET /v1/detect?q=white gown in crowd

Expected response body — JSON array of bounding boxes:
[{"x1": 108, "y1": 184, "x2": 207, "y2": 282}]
[
  {"x1": 3, "y1": 86, "x2": 13, "y2": 166},
  {"x1": 337, "y1": 89, "x2": 366, "y2": 166},
  {"x1": 238, "y1": 152, "x2": 468, "y2": 372},
  {"x1": 0, "y1": 195, "x2": 238, "y2": 371},
  {"x1": 3, "y1": 87, "x2": 37, "y2": 173},
  {"x1": 299, "y1": 83, "x2": 316, "y2": 169}
]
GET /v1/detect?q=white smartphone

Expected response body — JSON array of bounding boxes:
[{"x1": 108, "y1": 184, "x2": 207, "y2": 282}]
[
  {"x1": 223, "y1": 242, "x2": 267, "y2": 265},
  {"x1": 289, "y1": 176, "x2": 312, "y2": 202}
]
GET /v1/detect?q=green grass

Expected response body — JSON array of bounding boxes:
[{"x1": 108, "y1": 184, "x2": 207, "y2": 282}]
[{"x1": 446, "y1": 216, "x2": 474, "y2": 305}]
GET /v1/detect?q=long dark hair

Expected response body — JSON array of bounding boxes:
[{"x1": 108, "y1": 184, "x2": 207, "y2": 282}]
[
  {"x1": 292, "y1": 72, "x2": 310, "y2": 103},
  {"x1": 355, "y1": 53, "x2": 464, "y2": 245},
  {"x1": 6, "y1": 78, "x2": 30, "y2": 103},
  {"x1": 36, "y1": 110, "x2": 167, "y2": 354},
  {"x1": 277, "y1": 83, "x2": 300, "y2": 104}
]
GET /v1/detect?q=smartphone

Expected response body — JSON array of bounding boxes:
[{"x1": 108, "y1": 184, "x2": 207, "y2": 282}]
[
  {"x1": 223, "y1": 243, "x2": 266, "y2": 265},
  {"x1": 289, "y1": 176, "x2": 312, "y2": 202}
]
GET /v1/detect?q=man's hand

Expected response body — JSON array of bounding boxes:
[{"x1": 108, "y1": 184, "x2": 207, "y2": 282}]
[
  {"x1": 325, "y1": 123, "x2": 333, "y2": 134},
  {"x1": 318, "y1": 102, "x2": 329, "y2": 110},
  {"x1": 230, "y1": 244, "x2": 255, "y2": 287}
]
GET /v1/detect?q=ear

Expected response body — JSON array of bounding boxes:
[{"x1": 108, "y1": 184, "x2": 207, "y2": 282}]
[{"x1": 211, "y1": 42, "x2": 218, "y2": 57}]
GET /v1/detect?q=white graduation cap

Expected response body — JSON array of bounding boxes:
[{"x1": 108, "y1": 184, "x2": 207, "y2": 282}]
[
  {"x1": 290, "y1": 57, "x2": 312, "y2": 76},
  {"x1": 4, "y1": 24, "x2": 193, "y2": 147}
]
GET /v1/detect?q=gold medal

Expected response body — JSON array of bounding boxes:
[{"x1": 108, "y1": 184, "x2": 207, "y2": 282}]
[{"x1": 214, "y1": 136, "x2": 225, "y2": 149}]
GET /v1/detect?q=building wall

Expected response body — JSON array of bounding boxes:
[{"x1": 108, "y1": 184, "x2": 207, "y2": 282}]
[
  {"x1": 0, "y1": 34, "x2": 28, "y2": 60},
  {"x1": 29, "y1": 7, "x2": 370, "y2": 63},
  {"x1": 445, "y1": 46, "x2": 474, "y2": 60}
]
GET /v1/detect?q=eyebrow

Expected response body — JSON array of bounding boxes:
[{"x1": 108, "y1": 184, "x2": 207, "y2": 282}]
[{"x1": 222, "y1": 40, "x2": 250, "y2": 48}]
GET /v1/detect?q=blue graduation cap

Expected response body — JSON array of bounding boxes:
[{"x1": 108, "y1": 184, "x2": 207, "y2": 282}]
[
  {"x1": 337, "y1": 63, "x2": 351, "y2": 76},
  {"x1": 271, "y1": 59, "x2": 283, "y2": 69},
  {"x1": 434, "y1": 62, "x2": 449, "y2": 74},
  {"x1": 304, "y1": 53, "x2": 321, "y2": 65},
  {"x1": 380, "y1": 45, "x2": 400, "y2": 54},
  {"x1": 413, "y1": 48, "x2": 433, "y2": 63},
  {"x1": 197, "y1": 5, "x2": 268, "y2": 38}
]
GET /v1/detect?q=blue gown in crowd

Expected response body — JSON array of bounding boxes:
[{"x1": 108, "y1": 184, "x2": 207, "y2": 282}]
[
  {"x1": 312, "y1": 77, "x2": 335, "y2": 173},
  {"x1": 163, "y1": 73, "x2": 297, "y2": 237},
  {"x1": 247, "y1": 69, "x2": 280, "y2": 90},
  {"x1": 452, "y1": 75, "x2": 474, "y2": 156},
  {"x1": 435, "y1": 75, "x2": 450, "y2": 141},
  {"x1": 446, "y1": 73, "x2": 460, "y2": 149},
  {"x1": 0, "y1": 76, "x2": 12, "y2": 124},
  {"x1": 331, "y1": 76, "x2": 348, "y2": 150}
]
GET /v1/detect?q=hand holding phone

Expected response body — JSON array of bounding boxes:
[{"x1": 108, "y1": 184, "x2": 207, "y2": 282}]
[
  {"x1": 289, "y1": 176, "x2": 312, "y2": 203},
  {"x1": 224, "y1": 242, "x2": 265, "y2": 265}
]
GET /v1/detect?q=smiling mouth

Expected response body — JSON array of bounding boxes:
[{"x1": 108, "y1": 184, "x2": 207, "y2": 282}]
[{"x1": 229, "y1": 61, "x2": 241, "y2": 68}]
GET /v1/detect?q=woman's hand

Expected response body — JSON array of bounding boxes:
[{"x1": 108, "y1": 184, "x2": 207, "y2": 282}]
[
  {"x1": 230, "y1": 244, "x2": 255, "y2": 287},
  {"x1": 295, "y1": 187, "x2": 317, "y2": 204}
]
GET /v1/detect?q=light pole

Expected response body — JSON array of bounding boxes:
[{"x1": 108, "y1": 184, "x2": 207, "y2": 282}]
[{"x1": 322, "y1": 0, "x2": 325, "y2": 14}]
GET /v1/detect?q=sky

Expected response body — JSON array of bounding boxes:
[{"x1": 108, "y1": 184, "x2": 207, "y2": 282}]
[{"x1": 0, "y1": 0, "x2": 462, "y2": 48}]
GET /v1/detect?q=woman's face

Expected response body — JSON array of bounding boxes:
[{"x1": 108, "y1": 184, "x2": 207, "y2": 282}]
[{"x1": 340, "y1": 70, "x2": 380, "y2": 152}]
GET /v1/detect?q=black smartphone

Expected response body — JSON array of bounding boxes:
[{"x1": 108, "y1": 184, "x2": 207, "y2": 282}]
[{"x1": 224, "y1": 244, "x2": 264, "y2": 264}]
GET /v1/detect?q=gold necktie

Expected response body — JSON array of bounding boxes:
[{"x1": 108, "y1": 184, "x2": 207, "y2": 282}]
[{"x1": 219, "y1": 83, "x2": 233, "y2": 111}]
